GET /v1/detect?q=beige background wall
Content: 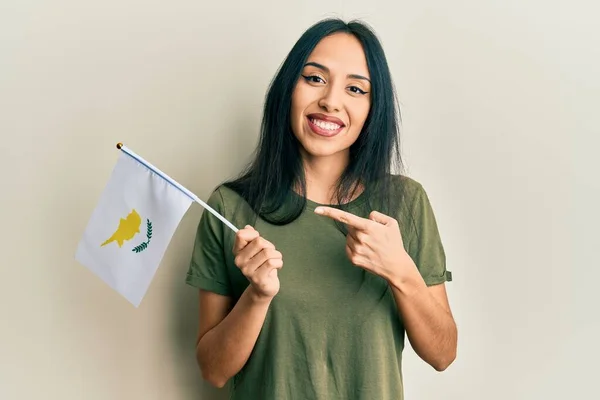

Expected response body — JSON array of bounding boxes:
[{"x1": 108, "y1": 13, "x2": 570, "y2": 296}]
[{"x1": 1, "y1": 1, "x2": 596, "y2": 399}]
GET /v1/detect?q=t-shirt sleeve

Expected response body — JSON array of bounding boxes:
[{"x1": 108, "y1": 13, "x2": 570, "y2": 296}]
[
  {"x1": 407, "y1": 184, "x2": 452, "y2": 286},
  {"x1": 185, "y1": 187, "x2": 232, "y2": 296}
]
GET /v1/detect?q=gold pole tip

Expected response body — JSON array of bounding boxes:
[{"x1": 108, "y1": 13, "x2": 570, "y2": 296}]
[{"x1": 116, "y1": 142, "x2": 123, "y2": 149}]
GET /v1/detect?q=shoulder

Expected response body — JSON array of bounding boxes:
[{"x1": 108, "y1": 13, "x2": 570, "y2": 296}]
[
  {"x1": 384, "y1": 174, "x2": 440, "y2": 233},
  {"x1": 390, "y1": 174, "x2": 424, "y2": 193},
  {"x1": 204, "y1": 184, "x2": 244, "y2": 210},
  {"x1": 386, "y1": 174, "x2": 427, "y2": 211},
  {"x1": 205, "y1": 183, "x2": 257, "y2": 227}
]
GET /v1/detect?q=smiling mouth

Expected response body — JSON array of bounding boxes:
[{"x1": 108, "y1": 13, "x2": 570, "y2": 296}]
[{"x1": 306, "y1": 116, "x2": 345, "y2": 137}]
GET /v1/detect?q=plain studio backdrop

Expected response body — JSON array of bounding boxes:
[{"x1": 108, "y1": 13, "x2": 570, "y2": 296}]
[{"x1": 0, "y1": 1, "x2": 596, "y2": 399}]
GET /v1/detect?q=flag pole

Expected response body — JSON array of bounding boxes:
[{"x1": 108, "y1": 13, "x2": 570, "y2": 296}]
[{"x1": 116, "y1": 143, "x2": 239, "y2": 233}]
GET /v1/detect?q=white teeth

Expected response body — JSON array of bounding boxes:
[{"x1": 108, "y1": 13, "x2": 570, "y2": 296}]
[{"x1": 310, "y1": 118, "x2": 341, "y2": 130}]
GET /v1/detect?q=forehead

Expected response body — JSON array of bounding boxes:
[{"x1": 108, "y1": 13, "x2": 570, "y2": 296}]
[{"x1": 307, "y1": 33, "x2": 370, "y2": 77}]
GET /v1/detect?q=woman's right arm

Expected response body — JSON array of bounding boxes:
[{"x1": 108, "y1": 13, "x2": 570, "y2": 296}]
[
  {"x1": 195, "y1": 226, "x2": 283, "y2": 388},
  {"x1": 195, "y1": 287, "x2": 272, "y2": 387}
]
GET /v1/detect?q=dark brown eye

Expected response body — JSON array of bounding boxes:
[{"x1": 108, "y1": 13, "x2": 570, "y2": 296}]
[
  {"x1": 302, "y1": 75, "x2": 325, "y2": 84},
  {"x1": 348, "y1": 86, "x2": 367, "y2": 95}
]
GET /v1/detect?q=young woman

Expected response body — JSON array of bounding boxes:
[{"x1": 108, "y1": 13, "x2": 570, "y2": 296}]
[{"x1": 185, "y1": 18, "x2": 457, "y2": 400}]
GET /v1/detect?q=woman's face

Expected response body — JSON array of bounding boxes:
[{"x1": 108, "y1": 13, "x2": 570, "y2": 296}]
[{"x1": 290, "y1": 32, "x2": 372, "y2": 162}]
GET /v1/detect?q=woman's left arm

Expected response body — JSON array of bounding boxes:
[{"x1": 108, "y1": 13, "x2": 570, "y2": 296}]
[
  {"x1": 314, "y1": 206, "x2": 457, "y2": 371},
  {"x1": 387, "y1": 262, "x2": 457, "y2": 371}
]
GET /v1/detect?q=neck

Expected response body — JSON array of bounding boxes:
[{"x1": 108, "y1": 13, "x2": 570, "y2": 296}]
[{"x1": 300, "y1": 151, "x2": 353, "y2": 205}]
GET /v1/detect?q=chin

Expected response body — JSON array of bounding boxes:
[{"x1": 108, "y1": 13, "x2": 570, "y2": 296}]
[{"x1": 298, "y1": 139, "x2": 349, "y2": 159}]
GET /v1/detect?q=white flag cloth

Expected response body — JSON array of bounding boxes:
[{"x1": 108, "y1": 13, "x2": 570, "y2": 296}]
[{"x1": 75, "y1": 149, "x2": 193, "y2": 307}]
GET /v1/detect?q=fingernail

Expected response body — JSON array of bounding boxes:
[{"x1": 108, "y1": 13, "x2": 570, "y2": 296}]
[{"x1": 314, "y1": 207, "x2": 323, "y2": 214}]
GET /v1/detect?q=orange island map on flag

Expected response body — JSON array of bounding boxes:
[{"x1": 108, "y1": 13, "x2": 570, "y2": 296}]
[{"x1": 75, "y1": 143, "x2": 238, "y2": 307}]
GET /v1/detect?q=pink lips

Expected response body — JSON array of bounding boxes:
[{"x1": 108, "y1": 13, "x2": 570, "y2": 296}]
[{"x1": 306, "y1": 113, "x2": 345, "y2": 137}]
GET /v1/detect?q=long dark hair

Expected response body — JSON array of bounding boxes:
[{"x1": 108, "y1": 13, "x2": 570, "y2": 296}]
[{"x1": 224, "y1": 18, "x2": 404, "y2": 225}]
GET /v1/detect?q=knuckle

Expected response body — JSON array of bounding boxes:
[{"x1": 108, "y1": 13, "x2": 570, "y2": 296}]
[
  {"x1": 267, "y1": 258, "x2": 283, "y2": 268},
  {"x1": 269, "y1": 249, "x2": 282, "y2": 259}
]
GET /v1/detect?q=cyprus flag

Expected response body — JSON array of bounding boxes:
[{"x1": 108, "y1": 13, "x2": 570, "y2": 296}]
[{"x1": 75, "y1": 145, "x2": 193, "y2": 307}]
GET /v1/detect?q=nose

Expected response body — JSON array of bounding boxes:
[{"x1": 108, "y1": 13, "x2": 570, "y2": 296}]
[{"x1": 318, "y1": 85, "x2": 342, "y2": 113}]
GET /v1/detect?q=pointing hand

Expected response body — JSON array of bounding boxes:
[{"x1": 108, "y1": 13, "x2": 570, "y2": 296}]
[{"x1": 314, "y1": 207, "x2": 417, "y2": 283}]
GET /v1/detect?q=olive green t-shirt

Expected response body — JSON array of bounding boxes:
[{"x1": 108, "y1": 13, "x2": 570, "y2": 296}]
[{"x1": 185, "y1": 175, "x2": 451, "y2": 400}]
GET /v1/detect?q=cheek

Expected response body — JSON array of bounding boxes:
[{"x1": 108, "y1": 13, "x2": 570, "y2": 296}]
[
  {"x1": 349, "y1": 103, "x2": 371, "y2": 132},
  {"x1": 291, "y1": 88, "x2": 308, "y2": 124}
]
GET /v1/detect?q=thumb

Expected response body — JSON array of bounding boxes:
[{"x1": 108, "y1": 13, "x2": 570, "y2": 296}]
[
  {"x1": 234, "y1": 226, "x2": 259, "y2": 252},
  {"x1": 369, "y1": 210, "x2": 393, "y2": 225}
]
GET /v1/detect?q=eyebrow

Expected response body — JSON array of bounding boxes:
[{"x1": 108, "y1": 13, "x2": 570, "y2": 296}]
[{"x1": 304, "y1": 61, "x2": 371, "y2": 83}]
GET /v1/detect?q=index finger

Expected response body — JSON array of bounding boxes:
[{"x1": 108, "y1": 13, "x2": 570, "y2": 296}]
[{"x1": 314, "y1": 206, "x2": 370, "y2": 230}]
